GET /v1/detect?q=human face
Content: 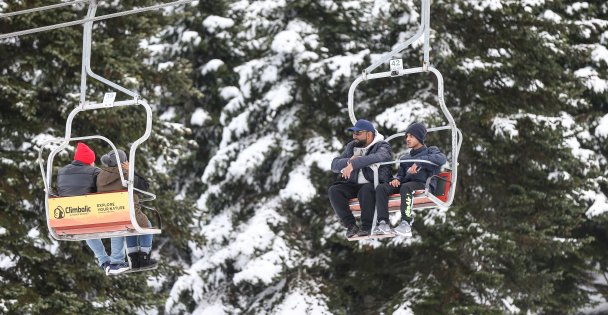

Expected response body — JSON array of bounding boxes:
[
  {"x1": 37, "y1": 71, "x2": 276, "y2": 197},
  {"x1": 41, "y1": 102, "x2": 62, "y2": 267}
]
[
  {"x1": 352, "y1": 130, "x2": 370, "y2": 147},
  {"x1": 405, "y1": 133, "x2": 421, "y2": 149}
]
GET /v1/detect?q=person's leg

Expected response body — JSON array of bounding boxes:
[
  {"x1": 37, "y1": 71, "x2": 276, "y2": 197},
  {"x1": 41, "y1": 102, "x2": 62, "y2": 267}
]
[
  {"x1": 375, "y1": 183, "x2": 399, "y2": 223},
  {"x1": 357, "y1": 183, "x2": 376, "y2": 232},
  {"x1": 85, "y1": 239, "x2": 110, "y2": 266},
  {"x1": 399, "y1": 181, "x2": 426, "y2": 223},
  {"x1": 109, "y1": 237, "x2": 126, "y2": 264},
  {"x1": 328, "y1": 183, "x2": 361, "y2": 228},
  {"x1": 138, "y1": 220, "x2": 153, "y2": 254}
]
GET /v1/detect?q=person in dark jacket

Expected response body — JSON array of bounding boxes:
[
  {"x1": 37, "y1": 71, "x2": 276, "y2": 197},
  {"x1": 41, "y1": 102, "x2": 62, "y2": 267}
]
[
  {"x1": 98, "y1": 149, "x2": 157, "y2": 271},
  {"x1": 375, "y1": 122, "x2": 447, "y2": 237},
  {"x1": 56, "y1": 142, "x2": 130, "y2": 275},
  {"x1": 328, "y1": 119, "x2": 393, "y2": 238}
]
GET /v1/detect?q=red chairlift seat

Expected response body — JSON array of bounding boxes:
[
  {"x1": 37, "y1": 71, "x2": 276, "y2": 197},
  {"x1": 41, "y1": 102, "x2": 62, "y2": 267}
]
[{"x1": 348, "y1": 171, "x2": 452, "y2": 216}]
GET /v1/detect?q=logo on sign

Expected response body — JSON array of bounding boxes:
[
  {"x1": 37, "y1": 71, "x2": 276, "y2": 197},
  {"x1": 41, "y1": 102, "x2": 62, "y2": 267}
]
[{"x1": 54, "y1": 206, "x2": 65, "y2": 219}]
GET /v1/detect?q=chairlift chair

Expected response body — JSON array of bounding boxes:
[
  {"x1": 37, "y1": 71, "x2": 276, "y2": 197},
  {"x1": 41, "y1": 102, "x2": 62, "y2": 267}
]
[
  {"x1": 343, "y1": 0, "x2": 463, "y2": 241},
  {"x1": 25, "y1": 0, "x2": 169, "y2": 241}
]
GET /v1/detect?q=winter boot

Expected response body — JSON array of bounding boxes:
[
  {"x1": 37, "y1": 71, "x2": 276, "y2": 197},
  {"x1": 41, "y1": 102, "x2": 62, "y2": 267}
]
[
  {"x1": 128, "y1": 252, "x2": 140, "y2": 269},
  {"x1": 137, "y1": 251, "x2": 158, "y2": 271}
]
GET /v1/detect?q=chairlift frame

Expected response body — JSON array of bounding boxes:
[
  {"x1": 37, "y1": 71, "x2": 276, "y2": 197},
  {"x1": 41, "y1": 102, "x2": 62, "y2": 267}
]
[
  {"x1": 345, "y1": 0, "x2": 462, "y2": 240},
  {"x1": 11, "y1": 0, "x2": 194, "y2": 241}
]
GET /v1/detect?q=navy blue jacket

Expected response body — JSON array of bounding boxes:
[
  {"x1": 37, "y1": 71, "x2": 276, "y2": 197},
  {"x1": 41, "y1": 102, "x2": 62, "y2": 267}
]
[
  {"x1": 57, "y1": 161, "x2": 101, "y2": 197},
  {"x1": 395, "y1": 146, "x2": 446, "y2": 192},
  {"x1": 331, "y1": 140, "x2": 393, "y2": 184}
]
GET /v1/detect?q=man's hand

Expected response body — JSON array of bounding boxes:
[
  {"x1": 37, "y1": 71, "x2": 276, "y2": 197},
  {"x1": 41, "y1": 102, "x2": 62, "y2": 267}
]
[
  {"x1": 121, "y1": 161, "x2": 129, "y2": 171},
  {"x1": 390, "y1": 179, "x2": 400, "y2": 187},
  {"x1": 407, "y1": 163, "x2": 418, "y2": 174},
  {"x1": 342, "y1": 163, "x2": 354, "y2": 179}
]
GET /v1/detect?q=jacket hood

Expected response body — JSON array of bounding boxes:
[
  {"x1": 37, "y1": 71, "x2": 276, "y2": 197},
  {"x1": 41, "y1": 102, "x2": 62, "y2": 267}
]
[
  {"x1": 98, "y1": 167, "x2": 123, "y2": 186},
  {"x1": 364, "y1": 130, "x2": 385, "y2": 149}
]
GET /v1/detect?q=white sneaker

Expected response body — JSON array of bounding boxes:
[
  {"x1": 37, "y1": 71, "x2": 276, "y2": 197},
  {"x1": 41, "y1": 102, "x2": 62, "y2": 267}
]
[
  {"x1": 373, "y1": 220, "x2": 392, "y2": 235},
  {"x1": 394, "y1": 220, "x2": 412, "y2": 237}
]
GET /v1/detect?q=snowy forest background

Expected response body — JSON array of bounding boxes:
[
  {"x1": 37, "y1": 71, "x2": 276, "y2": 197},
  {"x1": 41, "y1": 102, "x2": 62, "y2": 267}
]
[{"x1": 1, "y1": 0, "x2": 608, "y2": 314}]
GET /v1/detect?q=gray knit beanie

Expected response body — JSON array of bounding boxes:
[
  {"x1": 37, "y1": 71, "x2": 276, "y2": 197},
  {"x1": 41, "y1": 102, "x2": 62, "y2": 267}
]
[{"x1": 101, "y1": 149, "x2": 127, "y2": 167}]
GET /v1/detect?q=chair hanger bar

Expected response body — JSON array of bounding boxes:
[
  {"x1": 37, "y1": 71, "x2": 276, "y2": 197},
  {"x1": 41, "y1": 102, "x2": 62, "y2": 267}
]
[
  {"x1": 0, "y1": 0, "x2": 89, "y2": 19},
  {"x1": 364, "y1": 0, "x2": 429, "y2": 74},
  {"x1": 0, "y1": 0, "x2": 195, "y2": 40}
]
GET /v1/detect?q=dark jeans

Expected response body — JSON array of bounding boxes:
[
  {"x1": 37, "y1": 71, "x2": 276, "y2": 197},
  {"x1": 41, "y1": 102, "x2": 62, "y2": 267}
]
[
  {"x1": 328, "y1": 182, "x2": 375, "y2": 229},
  {"x1": 375, "y1": 181, "x2": 426, "y2": 223}
]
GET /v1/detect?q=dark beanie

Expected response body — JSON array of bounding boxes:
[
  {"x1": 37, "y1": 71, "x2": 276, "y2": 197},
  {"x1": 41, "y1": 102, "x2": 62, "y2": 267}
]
[
  {"x1": 405, "y1": 122, "x2": 427, "y2": 144},
  {"x1": 101, "y1": 149, "x2": 127, "y2": 167}
]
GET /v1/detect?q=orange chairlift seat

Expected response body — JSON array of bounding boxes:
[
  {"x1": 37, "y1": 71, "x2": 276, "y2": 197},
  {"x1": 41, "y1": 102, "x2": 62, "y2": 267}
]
[
  {"x1": 34, "y1": 1, "x2": 165, "y2": 241},
  {"x1": 342, "y1": 0, "x2": 462, "y2": 241},
  {"x1": 348, "y1": 171, "x2": 452, "y2": 216}
]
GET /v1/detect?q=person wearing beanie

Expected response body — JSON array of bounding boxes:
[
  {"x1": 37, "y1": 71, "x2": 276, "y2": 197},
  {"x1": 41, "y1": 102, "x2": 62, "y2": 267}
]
[
  {"x1": 374, "y1": 122, "x2": 447, "y2": 237},
  {"x1": 328, "y1": 119, "x2": 393, "y2": 239},
  {"x1": 97, "y1": 149, "x2": 158, "y2": 272},
  {"x1": 56, "y1": 143, "x2": 130, "y2": 275}
]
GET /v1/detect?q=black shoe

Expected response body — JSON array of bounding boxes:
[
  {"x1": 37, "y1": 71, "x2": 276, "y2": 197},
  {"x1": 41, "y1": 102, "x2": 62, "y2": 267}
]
[
  {"x1": 128, "y1": 252, "x2": 140, "y2": 269},
  {"x1": 357, "y1": 229, "x2": 371, "y2": 237},
  {"x1": 137, "y1": 251, "x2": 158, "y2": 270},
  {"x1": 346, "y1": 224, "x2": 360, "y2": 238}
]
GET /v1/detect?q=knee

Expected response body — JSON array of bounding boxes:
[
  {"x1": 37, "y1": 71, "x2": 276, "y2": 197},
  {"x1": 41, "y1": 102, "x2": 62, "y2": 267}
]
[
  {"x1": 358, "y1": 183, "x2": 375, "y2": 197},
  {"x1": 400, "y1": 184, "x2": 413, "y2": 194},
  {"x1": 328, "y1": 185, "x2": 337, "y2": 197},
  {"x1": 376, "y1": 183, "x2": 391, "y2": 193}
]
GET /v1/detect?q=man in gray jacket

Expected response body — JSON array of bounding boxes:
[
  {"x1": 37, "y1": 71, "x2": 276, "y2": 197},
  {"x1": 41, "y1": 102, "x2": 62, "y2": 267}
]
[
  {"x1": 56, "y1": 142, "x2": 130, "y2": 275},
  {"x1": 329, "y1": 119, "x2": 393, "y2": 238}
]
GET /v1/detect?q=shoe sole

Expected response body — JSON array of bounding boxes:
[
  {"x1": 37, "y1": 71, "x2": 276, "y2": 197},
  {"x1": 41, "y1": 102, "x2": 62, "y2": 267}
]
[
  {"x1": 394, "y1": 230, "x2": 412, "y2": 237},
  {"x1": 106, "y1": 267, "x2": 131, "y2": 275}
]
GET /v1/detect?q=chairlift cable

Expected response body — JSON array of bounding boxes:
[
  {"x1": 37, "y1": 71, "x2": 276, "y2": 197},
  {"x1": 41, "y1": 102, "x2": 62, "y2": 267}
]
[
  {"x1": 0, "y1": 0, "x2": 90, "y2": 19},
  {"x1": 0, "y1": 0, "x2": 195, "y2": 40}
]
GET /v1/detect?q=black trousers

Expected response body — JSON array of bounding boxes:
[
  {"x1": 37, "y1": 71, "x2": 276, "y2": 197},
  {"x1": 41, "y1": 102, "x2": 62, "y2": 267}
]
[
  {"x1": 328, "y1": 182, "x2": 375, "y2": 229},
  {"x1": 375, "y1": 181, "x2": 426, "y2": 223}
]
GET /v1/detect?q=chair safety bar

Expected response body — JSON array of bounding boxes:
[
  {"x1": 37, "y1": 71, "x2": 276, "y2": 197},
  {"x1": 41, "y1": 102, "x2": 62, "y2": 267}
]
[{"x1": 0, "y1": 0, "x2": 196, "y2": 40}]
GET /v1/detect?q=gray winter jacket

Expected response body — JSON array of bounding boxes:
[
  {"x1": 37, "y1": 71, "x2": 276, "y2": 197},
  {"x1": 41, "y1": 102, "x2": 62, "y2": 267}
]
[
  {"x1": 57, "y1": 161, "x2": 101, "y2": 197},
  {"x1": 331, "y1": 138, "x2": 393, "y2": 184}
]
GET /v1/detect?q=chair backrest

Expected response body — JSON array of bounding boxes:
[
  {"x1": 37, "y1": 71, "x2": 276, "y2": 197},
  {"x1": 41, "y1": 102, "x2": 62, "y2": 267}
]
[
  {"x1": 433, "y1": 171, "x2": 452, "y2": 202},
  {"x1": 48, "y1": 190, "x2": 132, "y2": 235}
]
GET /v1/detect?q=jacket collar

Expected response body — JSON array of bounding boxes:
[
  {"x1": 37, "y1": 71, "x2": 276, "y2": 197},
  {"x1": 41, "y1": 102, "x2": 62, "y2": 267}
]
[{"x1": 410, "y1": 145, "x2": 427, "y2": 156}]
